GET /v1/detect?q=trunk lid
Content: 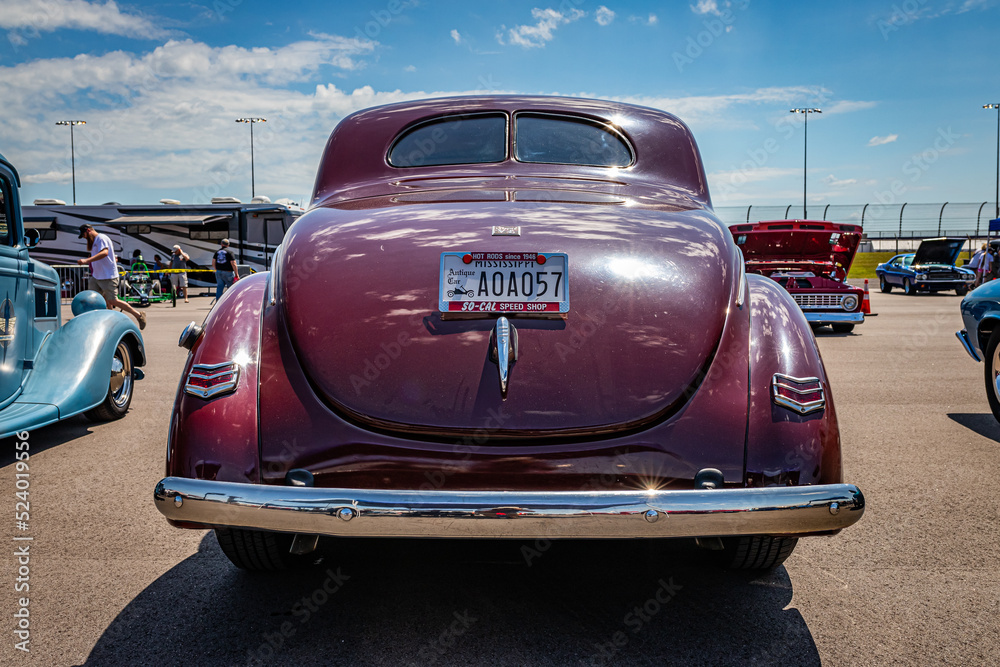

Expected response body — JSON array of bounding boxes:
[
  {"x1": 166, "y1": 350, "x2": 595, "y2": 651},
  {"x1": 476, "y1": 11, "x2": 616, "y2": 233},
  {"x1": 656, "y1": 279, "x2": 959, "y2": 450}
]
[{"x1": 278, "y1": 191, "x2": 737, "y2": 437}]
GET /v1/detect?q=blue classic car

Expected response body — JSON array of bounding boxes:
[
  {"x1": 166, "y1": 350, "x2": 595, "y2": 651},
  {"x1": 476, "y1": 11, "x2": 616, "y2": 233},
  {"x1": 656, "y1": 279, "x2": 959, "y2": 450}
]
[
  {"x1": 875, "y1": 237, "x2": 975, "y2": 296},
  {"x1": 0, "y1": 153, "x2": 145, "y2": 438},
  {"x1": 957, "y1": 280, "x2": 1000, "y2": 422}
]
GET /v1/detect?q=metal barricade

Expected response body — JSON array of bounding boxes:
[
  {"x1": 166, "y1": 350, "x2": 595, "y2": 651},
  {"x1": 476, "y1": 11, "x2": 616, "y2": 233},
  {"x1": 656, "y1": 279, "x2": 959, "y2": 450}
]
[{"x1": 53, "y1": 265, "x2": 91, "y2": 300}]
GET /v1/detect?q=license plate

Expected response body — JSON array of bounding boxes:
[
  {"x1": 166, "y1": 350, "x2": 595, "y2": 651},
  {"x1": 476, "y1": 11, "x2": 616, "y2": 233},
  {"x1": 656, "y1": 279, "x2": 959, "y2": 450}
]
[{"x1": 439, "y1": 251, "x2": 570, "y2": 313}]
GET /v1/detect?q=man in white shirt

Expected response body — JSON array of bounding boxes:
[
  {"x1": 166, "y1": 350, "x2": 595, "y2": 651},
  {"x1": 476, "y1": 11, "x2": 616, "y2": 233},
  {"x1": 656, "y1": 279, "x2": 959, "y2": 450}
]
[
  {"x1": 981, "y1": 246, "x2": 994, "y2": 286},
  {"x1": 76, "y1": 224, "x2": 146, "y2": 330}
]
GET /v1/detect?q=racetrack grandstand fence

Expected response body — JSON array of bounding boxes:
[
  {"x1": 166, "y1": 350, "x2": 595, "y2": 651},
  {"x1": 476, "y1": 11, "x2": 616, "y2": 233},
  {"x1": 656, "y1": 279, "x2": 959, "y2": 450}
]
[{"x1": 715, "y1": 202, "x2": 1000, "y2": 254}]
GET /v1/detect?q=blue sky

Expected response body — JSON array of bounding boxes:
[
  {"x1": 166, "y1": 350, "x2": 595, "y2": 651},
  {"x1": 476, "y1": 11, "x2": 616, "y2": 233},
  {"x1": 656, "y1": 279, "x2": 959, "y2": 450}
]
[{"x1": 0, "y1": 0, "x2": 998, "y2": 213}]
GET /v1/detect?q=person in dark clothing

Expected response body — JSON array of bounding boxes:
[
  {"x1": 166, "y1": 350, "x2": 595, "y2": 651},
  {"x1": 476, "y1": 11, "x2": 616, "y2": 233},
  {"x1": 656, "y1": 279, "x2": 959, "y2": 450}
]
[{"x1": 212, "y1": 238, "x2": 239, "y2": 300}]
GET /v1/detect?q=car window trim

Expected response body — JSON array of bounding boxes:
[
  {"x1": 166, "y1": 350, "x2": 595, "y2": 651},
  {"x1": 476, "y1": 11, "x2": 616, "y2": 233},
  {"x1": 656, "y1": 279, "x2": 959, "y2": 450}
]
[
  {"x1": 511, "y1": 111, "x2": 636, "y2": 169},
  {"x1": 386, "y1": 111, "x2": 510, "y2": 168}
]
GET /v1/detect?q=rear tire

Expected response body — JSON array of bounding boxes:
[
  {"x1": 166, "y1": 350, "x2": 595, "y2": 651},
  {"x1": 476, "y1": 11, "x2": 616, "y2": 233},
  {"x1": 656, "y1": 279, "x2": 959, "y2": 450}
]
[
  {"x1": 215, "y1": 527, "x2": 316, "y2": 571},
  {"x1": 84, "y1": 340, "x2": 134, "y2": 421},
  {"x1": 879, "y1": 275, "x2": 892, "y2": 293},
  {"x1": 720, "y1": 535, "x2": 798, "y2": 570},
  {"x1": 984, "y1": 329, "x2": 1000, "y2": 425},
  {"x1": 903, "y1": 278, "x2": 916, "y2": 295},
  {"x1": 832, "y1": 323, "x2": 855, "y2": 333}
]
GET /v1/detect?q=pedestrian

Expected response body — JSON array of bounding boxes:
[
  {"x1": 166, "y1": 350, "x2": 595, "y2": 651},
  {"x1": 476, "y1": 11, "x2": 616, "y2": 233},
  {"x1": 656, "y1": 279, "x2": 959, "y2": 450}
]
[
  {"x1": 969, "y1": 244, "x2": 985, "y2": 286},
  {"x1": 169, "y1": 244, "x2": 190, "y2": 303},
  {"x1": 982, "y1": 244, "x2": 995, "y2": 285},
  {"x1": 152, "y1": 254, "x2": 169, "y2": 292},
  {"x1": 76, "y1": 224, "x2": 146, "y2": 330},
  {"x1": 212, "y1": 238, "x2": 239, "y2": 300}
]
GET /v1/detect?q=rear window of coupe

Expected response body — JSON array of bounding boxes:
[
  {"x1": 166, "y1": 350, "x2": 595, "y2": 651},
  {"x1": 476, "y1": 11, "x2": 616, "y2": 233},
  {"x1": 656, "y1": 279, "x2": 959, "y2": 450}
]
[
  {"x1": 514, "y1": 113, "x2": 633, "y2": 167},
  {"x1": 388, "y1": 113, "x2": 507, "y2": 167}
]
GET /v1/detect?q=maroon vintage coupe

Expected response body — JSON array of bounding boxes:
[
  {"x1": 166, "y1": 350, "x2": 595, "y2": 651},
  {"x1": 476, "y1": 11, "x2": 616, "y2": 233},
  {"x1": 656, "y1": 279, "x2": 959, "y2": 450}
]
[
  {"x1": 154, "y1": 96, "x2": 864, "y2": 571},
  {"x1": 730, "y1": 220, "x2": 866, "y2": 333}
]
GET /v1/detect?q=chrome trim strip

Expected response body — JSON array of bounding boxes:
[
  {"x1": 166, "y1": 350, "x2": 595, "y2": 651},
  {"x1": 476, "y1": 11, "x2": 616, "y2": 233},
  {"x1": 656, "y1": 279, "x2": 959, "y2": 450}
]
[
  {"x1": 956, "y1": 329, "x2": 982, "y2": 362},
  {"x1": 771, "y1": 373, "x2": 826, "y2": 415},
  {"x1": 735, "y1": 247, "x2": 746, "y2": 307},
  {"x1": 803, "y1": 312, "x2": 865, "y2": 324},
  {"x1": 154, "y1": 478, "x2": 865, "y2": 539},
  {"x1": 268, "y1": 243, "x2": 283, "y2": 307},
  {"x1": 184, "y1": 362, "x2": 240, "y2": 399}
]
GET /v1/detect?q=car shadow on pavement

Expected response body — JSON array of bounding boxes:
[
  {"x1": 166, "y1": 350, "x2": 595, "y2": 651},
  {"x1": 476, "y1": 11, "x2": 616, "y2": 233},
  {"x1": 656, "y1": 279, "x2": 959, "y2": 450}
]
[
  {"x1": 79, "y1": 534, "x2": 820, "y2": 666},
  {"x1": 0, "y1": 415, "x2": 95, "y2": 466},
  {"x1": 948, "y1": 412, "x2": 1000, "y2": 443}
]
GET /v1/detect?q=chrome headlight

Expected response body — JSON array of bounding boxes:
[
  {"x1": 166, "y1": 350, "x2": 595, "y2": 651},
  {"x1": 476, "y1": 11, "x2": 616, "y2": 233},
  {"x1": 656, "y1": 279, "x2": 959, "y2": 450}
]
[
  {"x1": 916, "y1": 273, "x2": 927, "y2": 280},
  {"x1": 841, "y1": 294, "x2": 859, "y2": 311}
]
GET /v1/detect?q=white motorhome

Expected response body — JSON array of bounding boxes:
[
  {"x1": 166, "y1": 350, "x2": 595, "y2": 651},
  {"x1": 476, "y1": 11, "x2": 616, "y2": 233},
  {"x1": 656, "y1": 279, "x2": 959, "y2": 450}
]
[{"x1": 21, "y1": 199, "x2": 301, "y2": 281}]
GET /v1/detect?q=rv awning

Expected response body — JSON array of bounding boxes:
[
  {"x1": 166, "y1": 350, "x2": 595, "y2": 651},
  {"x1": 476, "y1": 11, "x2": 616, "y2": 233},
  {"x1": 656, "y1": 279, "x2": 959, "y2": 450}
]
[{"x1": 106, "y1": 214, "x2": 231, "y2": 226}]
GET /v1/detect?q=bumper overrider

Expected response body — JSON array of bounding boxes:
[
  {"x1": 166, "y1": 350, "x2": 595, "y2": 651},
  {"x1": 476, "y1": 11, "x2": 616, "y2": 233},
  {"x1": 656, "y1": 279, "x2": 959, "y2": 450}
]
[
  {"x1": 956, "y1": 329, "x2": 982, "y2": 362},
  {"x1": 803, "y1": 312, "x2": 865, "y2": 326},
  {"x1": 154, "y1": 477, "x2": 865, "y2": 539}
]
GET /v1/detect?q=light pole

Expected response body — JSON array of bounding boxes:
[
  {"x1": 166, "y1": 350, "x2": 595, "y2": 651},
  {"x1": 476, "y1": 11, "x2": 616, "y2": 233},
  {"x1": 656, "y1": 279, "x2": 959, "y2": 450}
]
[
  {"x1": 984, "y1": 104, "x2": 1000, "y2": 224},
  {"x1": 235, "y1": 117, "x2": 266, "y2": 198},
  {"x1": 55, "y1": 120, "x2": 86, "y2": 204},
  {"x1": 789, "y1": 108, "x2": 821, "y2": 219}
]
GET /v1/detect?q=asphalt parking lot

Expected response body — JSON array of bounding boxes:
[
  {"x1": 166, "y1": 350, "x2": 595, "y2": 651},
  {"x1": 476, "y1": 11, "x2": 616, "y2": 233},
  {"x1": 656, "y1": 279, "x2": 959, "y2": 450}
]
[{"x1": 1, "y1": 287, "x2": 998, "y2": 666}]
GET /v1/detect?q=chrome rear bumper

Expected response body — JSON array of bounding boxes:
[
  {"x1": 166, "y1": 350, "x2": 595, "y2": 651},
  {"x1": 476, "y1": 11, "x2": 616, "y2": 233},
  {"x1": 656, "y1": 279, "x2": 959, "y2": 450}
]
[
  {"x1": 956, "y1": 329, "x2": 982, "y2": 362},
  {"x1": 804, "y1": 312, "x2": 865, "y2": 325},
  {"x1": 154, "y1": 477, "x2": 865, "y2": 539}
]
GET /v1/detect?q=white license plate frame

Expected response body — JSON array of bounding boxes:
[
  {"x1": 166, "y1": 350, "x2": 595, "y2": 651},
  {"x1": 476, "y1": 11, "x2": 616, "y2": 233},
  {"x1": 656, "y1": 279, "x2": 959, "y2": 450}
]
[{"x1": 438, "y1": 251, "x2": 570, "y2": 314}]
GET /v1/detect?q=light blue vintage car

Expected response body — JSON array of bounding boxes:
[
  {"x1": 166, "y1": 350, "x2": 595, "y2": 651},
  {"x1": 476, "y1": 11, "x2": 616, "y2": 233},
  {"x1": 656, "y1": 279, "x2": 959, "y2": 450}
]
[{"x1": 0, "y1": 152, "x2": 145, "y2": 439}]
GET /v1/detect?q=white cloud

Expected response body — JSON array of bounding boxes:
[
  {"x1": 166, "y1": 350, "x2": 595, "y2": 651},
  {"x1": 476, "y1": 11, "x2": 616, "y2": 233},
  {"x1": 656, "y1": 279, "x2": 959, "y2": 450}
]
[
  {"x1": 0, "y1": 0, "x2": 168, "y2": 40},
  {"x1": 0, "y1": 35, "x2": 389, "y2": 200},
  {"x1": 596, "y1": 6, "x2": 616, "y2": 26},
  {"x1": 450, "y1": 29, "x2": 462, "y2": 43},
  {"x1": 404, "y1": 64, "x2": 416, "y2": 72},
  {"x1": 691, "y1": 0, "x2": 722, "y2": 16},
  {"x1": 823, "y1": 174, "x2": 858, "y2": 187},
  {"x1": 868, "y1": 134, "x2": 898, "y2": 146},
  {"x1": 498, "y1": 7, "x2": 586, "y2": 48},
  {"x1": 824, "y1": 100, "x2": 878, "y2": 114}
]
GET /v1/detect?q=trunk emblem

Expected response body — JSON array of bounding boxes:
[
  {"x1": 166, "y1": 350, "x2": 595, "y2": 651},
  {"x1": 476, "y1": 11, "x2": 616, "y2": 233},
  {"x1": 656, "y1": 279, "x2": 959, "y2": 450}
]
[
  {"x1": 492, "y1": 225, "x2": 521, "y2": 236},
  {"x1": 490, "y1": 316, "x2": 519, "y2": 397}
]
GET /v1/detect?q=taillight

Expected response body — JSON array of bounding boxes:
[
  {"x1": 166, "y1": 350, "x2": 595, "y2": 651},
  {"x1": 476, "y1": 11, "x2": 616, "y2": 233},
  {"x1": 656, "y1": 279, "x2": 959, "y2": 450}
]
[
  {"x1": 771, "y1": 374, "x2": 825, "y2": 415},
  {"x1": 184, "y1": 362, "x2": 240, "y2": 399}
]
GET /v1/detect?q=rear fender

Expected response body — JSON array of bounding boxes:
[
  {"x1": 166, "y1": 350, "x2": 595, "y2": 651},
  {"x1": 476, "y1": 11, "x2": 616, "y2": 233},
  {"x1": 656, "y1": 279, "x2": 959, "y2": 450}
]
[
  {"x1": 16, "y1": 309, "x2": 144, "y2": 416},
  {"x1": 167, "y1": 274, "x2": 265, "y2": 485},
  {"x1": 746, "y1": 275, "x2": 842, "y2": 487}
]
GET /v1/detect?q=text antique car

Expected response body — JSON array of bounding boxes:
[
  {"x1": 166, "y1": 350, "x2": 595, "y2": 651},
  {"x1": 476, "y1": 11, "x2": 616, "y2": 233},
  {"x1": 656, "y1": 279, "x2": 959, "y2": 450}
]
[
  {"x1": 730, "y1": 219, "x2": 865, "y2": 333},
  {"x1": 154, "y1": 96, "x2": 865, "y2": 571},
  {"x1": 0, "y1": 153, "x2": 145, "y2": 439},
  {"x1": 875, "y1": 237, "x2": 975, "y2": 296},
  {"x1": 956, "y1": 280, "x2": 1000, "y2": 423}
]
